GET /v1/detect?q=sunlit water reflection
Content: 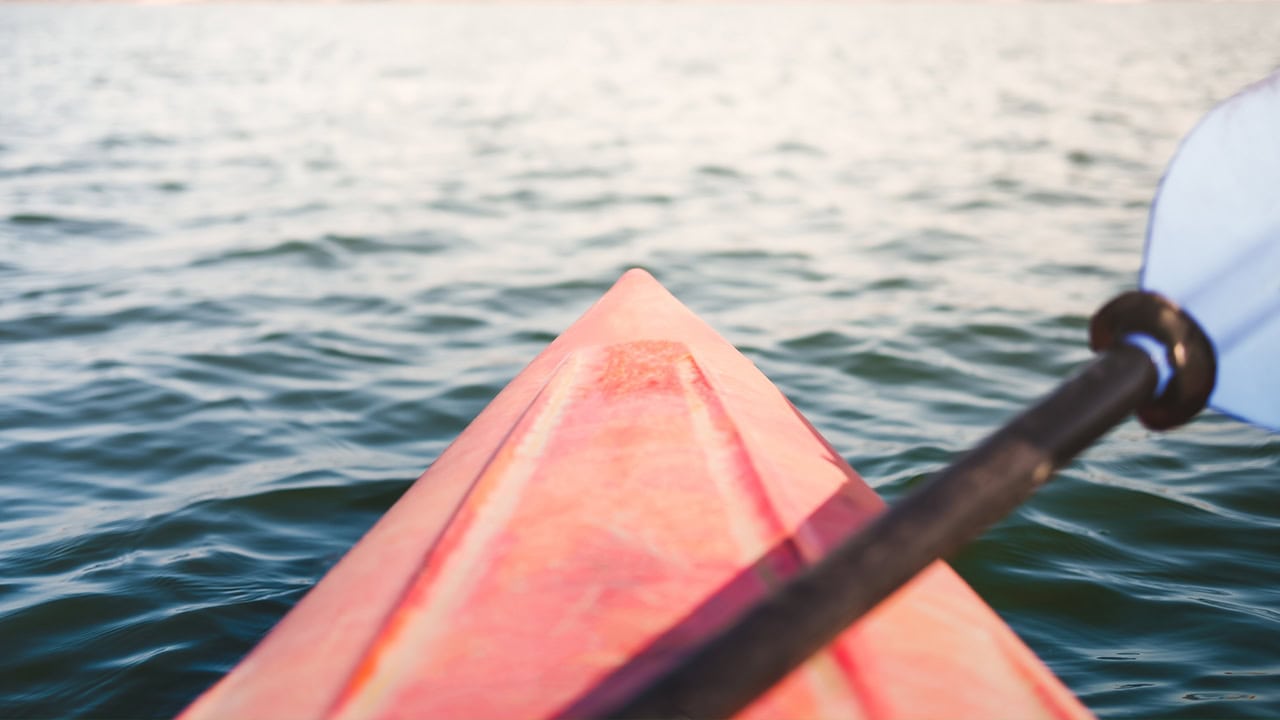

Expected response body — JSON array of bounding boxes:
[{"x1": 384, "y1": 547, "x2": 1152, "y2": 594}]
[{"x1": 2, "y1": 4, "x2": 1278, "y2": 717}]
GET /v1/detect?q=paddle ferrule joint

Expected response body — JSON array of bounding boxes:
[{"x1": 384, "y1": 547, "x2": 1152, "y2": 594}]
[{"x1": 1089, "y1": 290, "x2": 1217, "y2": 430}]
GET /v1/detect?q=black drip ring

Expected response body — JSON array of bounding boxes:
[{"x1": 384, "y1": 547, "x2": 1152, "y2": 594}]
[{"x1": 1089, "y1": 291, "x2": 1217, "y2": 430}]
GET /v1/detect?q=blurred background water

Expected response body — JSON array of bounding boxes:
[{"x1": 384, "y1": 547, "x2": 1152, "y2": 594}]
[{"x1": 2, "y1": 3, "x2": 1279, "y2": 717}]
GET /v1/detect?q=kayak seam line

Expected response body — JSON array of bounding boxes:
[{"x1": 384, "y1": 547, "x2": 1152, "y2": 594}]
[
  {"x1": 324, "y1": 352, "x2": 582, "y2": 720},
  {"x1": 676, "y1": 353, "x2": 867, "y2": 713},
  {"x1": 676, "y1": 352, "x2": 792, "y2": 582}
]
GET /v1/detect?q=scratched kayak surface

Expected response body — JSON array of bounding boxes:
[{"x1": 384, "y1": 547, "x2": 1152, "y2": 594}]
[{"x1": 2, "y1": 4, "x2": 1279, "y2": 718}]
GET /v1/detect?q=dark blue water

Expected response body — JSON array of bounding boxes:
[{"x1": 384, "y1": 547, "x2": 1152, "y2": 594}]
[{"x1": 2, "y1": 4, "x2": 1279, "y2": 717}]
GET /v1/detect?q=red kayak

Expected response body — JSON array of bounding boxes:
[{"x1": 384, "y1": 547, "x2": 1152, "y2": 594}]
[{"x1": 180, "y1": 269, "x2": 1092, "y2": 720}]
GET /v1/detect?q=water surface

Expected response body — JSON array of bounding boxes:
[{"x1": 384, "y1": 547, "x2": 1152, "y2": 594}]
[{"x1": 2, "y1": 4, "x2": 1279, "y2": 717}]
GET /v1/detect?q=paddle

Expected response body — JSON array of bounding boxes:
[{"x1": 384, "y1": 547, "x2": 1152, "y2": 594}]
[{"x1": 601, "y1": 70, "x2": 1280, "y2": 719}]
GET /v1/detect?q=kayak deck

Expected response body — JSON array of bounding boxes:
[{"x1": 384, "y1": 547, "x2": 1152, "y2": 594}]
[{"x1": 180, "y1": 269, "x2": 1091, "y2": 720}]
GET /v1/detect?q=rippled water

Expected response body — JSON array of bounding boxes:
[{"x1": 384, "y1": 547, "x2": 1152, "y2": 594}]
[{"x1": 2, "y1": 3, "x2": 1279, "y2": 717}]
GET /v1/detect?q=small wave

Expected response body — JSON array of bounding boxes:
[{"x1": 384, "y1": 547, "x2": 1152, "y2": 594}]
[
  {"x1": 1028, "y1": 261, "x2": 1110, "y2": 279},
  {"x1": 189, "y1": 229, "x2": 453, "y2": 270},
  {"x1": 355, "y1": 397, "x2": 475, "y2": 451},
  {"x1": 579, "y1": 228, "x2": 639, "y2": 250},
  {"x1": 488, "y1": 278, "x2": 615, "y2": 317},
  {"x1": 772, "y1": 140, "x2": 825, "y2": 157},
  {"x1": 425, "y1": 197, "x2": 504, "y2": 218},
  {"x1": 329, "y1": 231, "x2": 453, "y2": 257},
  {"x1": 841, "y1": 348, "x2": 950, "y2": 386},
  {"x1": 177, "y1": 478, "x2": 410, "y2": 540},
  {"x1": 696, "y1": 164, "x2": 746, "y2": 180},
  {"x1": 9, "y1": 213, "x2": 69, "y2": 225},
  {"x1": 780, "y1": 329, "x2": 853, "y2": 352},
  {"x1": 182, "y1": 347, "x2": 345, "y2": 384},
  {"x1": 0, "y1": 159, "x2": 96, "y2": 179},
  {"x1": 401, "y1": 312, "x2": 488, "y2": 334},
  {"x1": 1024, "y1": 189, "x2": 1104, "y2": 208},
  {"x1": 0, "y1": 299, "x2": 241, "y2": 344},
  {"x1": 271, "y1": 330, "x2": 407, "y2": 367},
  {"x1": 869, "y1": 276, "x2": 926, "y2": 293},
  {"x1": 511, "y1": 166, "x2": 619, "y2": 182},
  {"x1": 191, "y1": 239, "x2": 337, "y2": 269},
  {"x1": 999, "y1": 91, "x2": 1051, "y2": 116},
  {"x1": 511, "y1": 328, "x2": 558, "y2": 345},
  {"x1": 5, "y1": 213, "x2": 148, "y2": 240},
  {"x1": 701, "y1": 248, "x2": 810, "y2": 262},
  {"x1": 1066, "y1": 149, "x2": 1150, "y2": 173},
  {"x1": 96, "y1": 132, "x2": 177, "y2": 150},
  {"x1": 557, "y1": 192, "x2": 675, "y2": 212},
  {"x1": 948, "y1": 198, "x2": 1000, "y2": 213},
  {"x1": 871, "y1": 228, "x2": 979, "y2": 263}
]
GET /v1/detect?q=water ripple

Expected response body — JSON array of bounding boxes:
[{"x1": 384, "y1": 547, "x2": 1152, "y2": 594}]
[{"x1": 2, "y1": 4, "x2": 1279, "y2": 719}]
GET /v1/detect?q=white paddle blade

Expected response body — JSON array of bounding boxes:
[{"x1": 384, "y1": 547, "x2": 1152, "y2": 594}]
[{"x1": 1143, "y1": 70, "x2": 1280, "y2": 431}]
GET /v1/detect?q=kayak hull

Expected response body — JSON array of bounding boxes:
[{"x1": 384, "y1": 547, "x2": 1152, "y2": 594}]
[{"x1": 180, "y1": 269, "x2": 1091, "y2": 720}]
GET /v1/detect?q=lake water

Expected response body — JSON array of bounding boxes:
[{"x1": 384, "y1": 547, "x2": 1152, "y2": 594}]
[{"x1": 2, "y1": 3, "x2": 1279, "y2": 717}]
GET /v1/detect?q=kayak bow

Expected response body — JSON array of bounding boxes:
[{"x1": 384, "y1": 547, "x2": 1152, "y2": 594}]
[{"x1": 180, "y1": 269, "x2": 1091, "y2": 720}]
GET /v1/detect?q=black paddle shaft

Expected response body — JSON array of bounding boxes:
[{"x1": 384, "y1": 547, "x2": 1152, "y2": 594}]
[{"x1": 600, "y1": 291, "x2": 1216, "y2": 720}]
